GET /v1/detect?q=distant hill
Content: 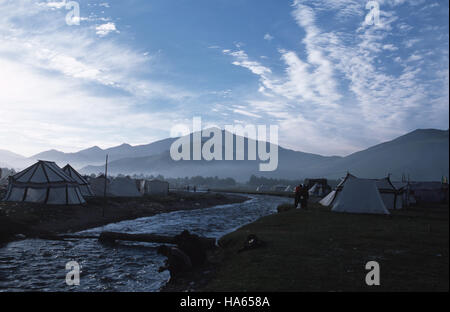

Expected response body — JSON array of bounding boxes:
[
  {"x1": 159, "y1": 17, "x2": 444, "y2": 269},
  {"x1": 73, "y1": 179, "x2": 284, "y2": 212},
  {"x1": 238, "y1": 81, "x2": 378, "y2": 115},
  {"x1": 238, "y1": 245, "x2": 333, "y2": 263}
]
[
  {"x1": 313, "y1": 129, "x2": 449, "y2": 181},
  {"x1": 0, "y1": 149, "x2": 26, "y2": 168},
  {"x1": 28, "y1": 137, "x2": 177, "y2": 169},
  {"x1": 79, "y1": 129, "x2": 449, "y2": 181},
  {"x1": 79, "y1": 130, "x2": 340, "y2": 181},
  {"x1": 1, "y1": 129, "x2": 448, "y2": 181}
]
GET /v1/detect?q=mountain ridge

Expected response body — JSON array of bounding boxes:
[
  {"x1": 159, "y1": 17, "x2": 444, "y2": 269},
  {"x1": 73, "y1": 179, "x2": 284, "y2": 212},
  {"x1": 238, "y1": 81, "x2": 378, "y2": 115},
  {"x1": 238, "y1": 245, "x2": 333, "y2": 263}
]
[{"x1": 1, "y1": 128, "x2": 448, "y2": 181}]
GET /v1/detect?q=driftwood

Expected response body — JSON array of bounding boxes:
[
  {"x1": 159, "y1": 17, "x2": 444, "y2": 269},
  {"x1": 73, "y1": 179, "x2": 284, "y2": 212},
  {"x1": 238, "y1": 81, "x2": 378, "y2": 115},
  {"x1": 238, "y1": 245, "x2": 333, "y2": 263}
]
[
  {"x1": 98, "y1": 231, "x2": 216, "y2": 249},
  {"x1": 37, "y1": 234, "x2": 99, "y2": 241},
  {"x1": 36, "y1": 231, "x2": 216, "y2": 250}
]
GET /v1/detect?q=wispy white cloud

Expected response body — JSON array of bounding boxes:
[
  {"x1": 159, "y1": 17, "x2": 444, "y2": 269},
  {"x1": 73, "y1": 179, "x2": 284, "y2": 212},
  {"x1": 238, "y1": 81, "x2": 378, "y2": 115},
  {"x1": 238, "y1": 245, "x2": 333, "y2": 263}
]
[
  {"x1": 263, "y1": 33, "x2": 274, "y2": 41},
  {"x1": 0, "y1": 0, "x2": 194, "y2": 155},
  {"x1": 96, "y1": 22, "x2": 118, "y2": 36},
  {"x1": 220, "y1": 0, "x2": 448, "y2": 155}
]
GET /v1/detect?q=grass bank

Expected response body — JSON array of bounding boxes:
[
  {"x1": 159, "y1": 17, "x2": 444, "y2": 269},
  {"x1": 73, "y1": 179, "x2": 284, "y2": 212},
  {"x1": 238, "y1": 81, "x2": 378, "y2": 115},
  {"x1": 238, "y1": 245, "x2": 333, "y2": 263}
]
[{"x1": 183, "y1": 202, "x2": 448, "y2": 292}]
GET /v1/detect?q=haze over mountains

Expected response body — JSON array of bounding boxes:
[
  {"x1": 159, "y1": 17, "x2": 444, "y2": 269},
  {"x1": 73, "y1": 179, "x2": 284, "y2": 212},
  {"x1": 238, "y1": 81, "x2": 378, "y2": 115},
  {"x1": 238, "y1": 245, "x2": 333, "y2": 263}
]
[{"x1": 1, "y1": 129, "x2": 448, "y2": 182}]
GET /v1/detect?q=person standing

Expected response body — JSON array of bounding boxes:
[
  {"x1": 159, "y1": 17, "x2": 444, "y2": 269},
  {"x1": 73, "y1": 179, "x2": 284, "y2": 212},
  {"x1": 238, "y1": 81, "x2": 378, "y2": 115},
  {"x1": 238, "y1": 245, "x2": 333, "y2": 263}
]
[
  {"x1": 299, "y1": 184, "x2": 309, "y2": 210},
  {"x1": 294, "y1": 184, "x2": 302, "y2": 208}
]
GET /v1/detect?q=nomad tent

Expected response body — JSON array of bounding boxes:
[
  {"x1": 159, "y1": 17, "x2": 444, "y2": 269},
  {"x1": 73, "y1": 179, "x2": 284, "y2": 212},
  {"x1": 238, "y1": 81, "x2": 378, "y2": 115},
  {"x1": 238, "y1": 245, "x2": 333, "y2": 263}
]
[
  {"x1": 140, "y1": 179, "x2": 169, "y2": 195},
  {"x1": 62, "y1": 164, "x2": 94, "y2": 197},
  {"x1": 108, "y1": 177, "x2": 142, "y2": 197},
  {"x1": 3, "y1": 160, "x2": 85, "y2": 205},
  {"x1": 256, "y1": 185, "x2": 270, "y2": 192},
  {"x1": 89, "y1": 175, "x2": 109, "y2": 197},
  {"x1": 376, "y1": 177, "x2": 403, "y2": 210},
  {"x1": 308, "y1": 183, "x2": 325, "y2": 197},
  {"x1": 319, "y1": 174, "x2": 355, "y2": 206},
  {"x1": 320, "y1": 173, "x2": 390, "y2": 215},
  {"x1": 89, "y1": 176, "x2": 141, "y2": 197}
]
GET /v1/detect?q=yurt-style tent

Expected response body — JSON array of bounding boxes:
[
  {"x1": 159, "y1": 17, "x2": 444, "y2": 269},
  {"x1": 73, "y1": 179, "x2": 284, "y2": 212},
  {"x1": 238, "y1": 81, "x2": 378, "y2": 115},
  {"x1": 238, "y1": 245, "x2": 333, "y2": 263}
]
[
  {"x1": 3, "y1": 160, "x2": 85, "y2": 205},
  {"x1": 320, "y1": 173, "x2": 390, "y2": 215},
  {"x1": 62, "y1": 164, "x2": 94, "y2": 197}
]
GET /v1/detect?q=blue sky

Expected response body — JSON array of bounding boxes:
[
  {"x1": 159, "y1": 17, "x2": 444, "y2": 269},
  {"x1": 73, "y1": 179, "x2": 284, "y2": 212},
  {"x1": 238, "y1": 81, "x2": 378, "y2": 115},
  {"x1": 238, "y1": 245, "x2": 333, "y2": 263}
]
[{"x1": 0, "y1": 0, "x2": 448, "y2": 156}]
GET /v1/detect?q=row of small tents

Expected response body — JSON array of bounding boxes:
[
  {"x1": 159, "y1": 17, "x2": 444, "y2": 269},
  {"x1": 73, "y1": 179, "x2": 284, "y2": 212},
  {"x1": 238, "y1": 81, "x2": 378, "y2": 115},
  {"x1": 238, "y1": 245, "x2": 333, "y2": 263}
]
[
  {"x1": 319, "y1": 173, "x2": 408, "y2": 215},
  {"x1": 2, "y1": 160, "x2": 168, "y2": 205}
]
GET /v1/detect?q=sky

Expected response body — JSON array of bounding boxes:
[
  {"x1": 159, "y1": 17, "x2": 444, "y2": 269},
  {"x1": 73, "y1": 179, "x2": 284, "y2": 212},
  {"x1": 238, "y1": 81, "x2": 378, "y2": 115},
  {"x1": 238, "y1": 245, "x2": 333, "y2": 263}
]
[{"x1": 0, "y1": 0, "x2": 448, "y2": 157}]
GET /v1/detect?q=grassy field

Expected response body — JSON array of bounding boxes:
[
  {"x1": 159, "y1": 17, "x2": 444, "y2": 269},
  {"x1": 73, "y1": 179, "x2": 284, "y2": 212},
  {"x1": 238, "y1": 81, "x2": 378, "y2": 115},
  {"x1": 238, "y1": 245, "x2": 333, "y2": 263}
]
[{"x1": 201, "y1": 202, "x2": 449, "y2": 292}]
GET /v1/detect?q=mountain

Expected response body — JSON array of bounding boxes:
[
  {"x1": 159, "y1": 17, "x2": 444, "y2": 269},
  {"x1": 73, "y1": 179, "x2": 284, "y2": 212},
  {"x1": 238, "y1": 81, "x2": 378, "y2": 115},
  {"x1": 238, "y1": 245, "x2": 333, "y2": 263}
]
[
  {"x1": 79, "y1": 129, "x2": 342, "y2": 181},
  {"x1": 28, "y1": 137, "x2": 177, "y2": 169},
  {"x1": 3, "y1": 128, "x2": 448, "y2": 181},
  {"x1": 80, "y1": 128, "x2": 448, "y2": 182},
  {"x1": 313, "y1": 129, "x2": 449, "y2": 181},
  {"x1": 0, "y1": 149, "x2": 27, "y2": 168}
]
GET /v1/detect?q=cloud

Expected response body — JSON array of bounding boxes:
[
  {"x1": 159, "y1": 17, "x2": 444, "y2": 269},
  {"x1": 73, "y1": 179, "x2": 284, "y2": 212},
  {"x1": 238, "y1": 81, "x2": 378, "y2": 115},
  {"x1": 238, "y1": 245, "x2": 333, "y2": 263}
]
[
  {"x1": 0, "y1": 0, "x2": 195, "y2": 155},
  {"x1": 407, "y1": 53, "x2": 423, "y2": 61},
  {"x1": 404, "y1": 38, "x2": 420, "y2": 48},
  {"x1": 96, "y1": 22, "x2": 119, "y2": 36},
  {"x1": 263, "y1": 33, "x2": 274, "y2": 41},
  {"x1": 220, "y1": 0, "x2": 448, "y2": 155},
  {"x1": 232, "y1": 109, "x2": 261, "y2": 119},
  {"x1": 382, "y1": 44, "x2": 398, "y2": 51}
]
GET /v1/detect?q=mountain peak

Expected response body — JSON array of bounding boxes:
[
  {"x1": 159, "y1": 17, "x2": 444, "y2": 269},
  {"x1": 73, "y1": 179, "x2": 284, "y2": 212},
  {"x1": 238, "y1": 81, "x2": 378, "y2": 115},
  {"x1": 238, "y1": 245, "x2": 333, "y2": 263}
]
[{"x1": 80, "y1": 146, "x2": 103, "y2": 153}]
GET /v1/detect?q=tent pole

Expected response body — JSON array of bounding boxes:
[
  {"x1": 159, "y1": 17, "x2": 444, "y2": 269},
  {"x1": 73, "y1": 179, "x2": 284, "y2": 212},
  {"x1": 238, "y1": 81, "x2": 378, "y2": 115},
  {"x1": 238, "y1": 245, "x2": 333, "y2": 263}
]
[{"x1": 103, "y1": 154, "x2": 108, "y2": 217}]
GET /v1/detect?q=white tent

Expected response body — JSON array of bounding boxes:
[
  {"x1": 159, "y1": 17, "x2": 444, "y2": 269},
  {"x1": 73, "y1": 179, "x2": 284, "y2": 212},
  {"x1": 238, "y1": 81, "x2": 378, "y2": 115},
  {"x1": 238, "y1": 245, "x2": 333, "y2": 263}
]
[
  {"x1": 319, "y1": 174, "x2": 356, "y2": 206},
  {"x1": 108, "y1": 177, "x2": 142, "y2": 197},
  {"x1": 142, "y1": 179, "x2": 169, "y2": 195},
  {"x1": 4, "y1": 160, "x2": 85, "y2": 205},
  {"x1": 320, "y1": 173, "x2": 390, "y2": 215},
  {"x1": 62, "y1": 164, "x2": 94, "y2": 197},
  {"x1": 256, "y1": 185, "x2": 270, "y2": 192},
  {"x1": 319, "y1": 190, "x2": 337, "y2": 206},
  {"x1": 308, "y1": 183, "x2": 325, "y2": 196},
  {"x1": 89, "y1": 175, "x2": 109, "y2": 197}
]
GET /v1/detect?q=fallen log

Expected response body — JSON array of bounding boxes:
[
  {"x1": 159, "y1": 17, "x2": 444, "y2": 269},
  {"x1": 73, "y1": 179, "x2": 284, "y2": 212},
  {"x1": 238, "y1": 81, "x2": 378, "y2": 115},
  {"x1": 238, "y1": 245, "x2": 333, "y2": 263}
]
[
  {"x1": 98, "y1": 231, "x2": 216, "y2": 249},
  {"x1": 37, "y1": 234, "x2": 99, "y2": 241}
]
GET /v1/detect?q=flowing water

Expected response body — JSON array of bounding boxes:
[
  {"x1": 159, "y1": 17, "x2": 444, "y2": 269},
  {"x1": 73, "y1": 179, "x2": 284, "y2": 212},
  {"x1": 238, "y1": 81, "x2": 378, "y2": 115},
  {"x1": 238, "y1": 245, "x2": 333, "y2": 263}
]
[{"x1": 0, "y1": 194, "x2": 290, "y2": 292}]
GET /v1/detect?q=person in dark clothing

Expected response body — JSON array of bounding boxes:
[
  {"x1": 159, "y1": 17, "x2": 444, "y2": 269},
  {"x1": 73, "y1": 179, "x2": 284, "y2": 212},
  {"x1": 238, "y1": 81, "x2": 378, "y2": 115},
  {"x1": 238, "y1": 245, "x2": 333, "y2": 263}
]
[
  {"x1": 174, "y1": 230, "x2": 207, "y2": 267},
  {"x1": 294, "y1": 184, "x2": 302, "y2": 208},
  {"x1": 157, "y1": 245, "x2": 192, "y2": 283},
  {"x1": 299, "y1": 184, "x2": 309, "y2": 210}
]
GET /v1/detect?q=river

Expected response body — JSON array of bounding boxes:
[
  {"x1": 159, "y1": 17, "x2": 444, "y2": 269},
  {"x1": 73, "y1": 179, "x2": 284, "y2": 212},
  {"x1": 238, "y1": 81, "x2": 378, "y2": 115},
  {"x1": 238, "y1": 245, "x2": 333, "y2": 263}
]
[{"x1": 0, "y1": 194, "x2": 290, "y2": 292}]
